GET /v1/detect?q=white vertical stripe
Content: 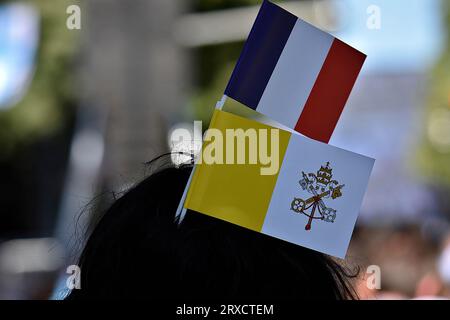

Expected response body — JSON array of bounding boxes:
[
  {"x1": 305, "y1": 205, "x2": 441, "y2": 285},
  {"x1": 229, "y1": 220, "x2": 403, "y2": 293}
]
[{"x1": 256, "y1": 19, "x2": 334, "y2": 128}]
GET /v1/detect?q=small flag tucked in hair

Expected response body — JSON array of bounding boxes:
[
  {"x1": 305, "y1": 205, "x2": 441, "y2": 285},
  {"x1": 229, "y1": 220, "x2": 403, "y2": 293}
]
[
  {"x1": 184, "y1": 110, "x2": 374, "y2": 258},
  {"x1": 225, "y1": 0, "x2": 366, "y2": 143}
]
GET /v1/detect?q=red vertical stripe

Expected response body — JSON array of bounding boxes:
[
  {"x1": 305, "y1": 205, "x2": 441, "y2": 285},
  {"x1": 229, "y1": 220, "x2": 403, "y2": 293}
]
[{"x1": 294, "y1": 39, "x2": 366, "y2": 143}]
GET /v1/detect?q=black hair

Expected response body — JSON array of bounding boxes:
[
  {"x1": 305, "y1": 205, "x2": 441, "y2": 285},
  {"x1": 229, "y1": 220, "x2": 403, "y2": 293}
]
[{"x1": 65, "y1": 155, "x2": 358, "y2": 300}]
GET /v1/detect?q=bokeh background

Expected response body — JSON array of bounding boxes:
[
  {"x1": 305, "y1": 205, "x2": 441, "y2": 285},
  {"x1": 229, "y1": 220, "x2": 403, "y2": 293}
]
[{"x1": 0, "y1": 0, "x2": 449, "y2": 299}]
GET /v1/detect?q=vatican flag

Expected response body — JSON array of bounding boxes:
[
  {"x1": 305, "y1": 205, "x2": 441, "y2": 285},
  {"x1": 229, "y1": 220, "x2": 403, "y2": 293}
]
[{"x1": 184, "y1": 110, "x2": 374, "y2": 258}]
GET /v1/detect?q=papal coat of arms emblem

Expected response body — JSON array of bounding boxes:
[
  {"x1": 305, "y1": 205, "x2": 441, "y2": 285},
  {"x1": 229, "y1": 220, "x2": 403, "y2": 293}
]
[{"x1": 290, "y1": 162, "x2": 345, "y2": 231}]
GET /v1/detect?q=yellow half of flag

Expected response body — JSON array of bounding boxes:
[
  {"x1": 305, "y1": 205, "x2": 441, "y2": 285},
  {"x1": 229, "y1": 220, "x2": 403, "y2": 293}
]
[{"x1": 184, "y1": 109, "x2": 291, "y2": 232}]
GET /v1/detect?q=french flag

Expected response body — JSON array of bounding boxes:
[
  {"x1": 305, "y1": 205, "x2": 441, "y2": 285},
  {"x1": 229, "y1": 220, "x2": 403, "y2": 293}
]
[{"x1": 224, "y1": 0, "x2": 366, "y2": 143}]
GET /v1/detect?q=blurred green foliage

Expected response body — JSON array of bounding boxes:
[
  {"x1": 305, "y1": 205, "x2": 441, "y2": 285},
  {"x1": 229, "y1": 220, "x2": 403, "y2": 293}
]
[
  {"x1": 0, "y1": 0, "x2": 79, "y2": 159},
  {"x1": 416, "y1": 0, "x2": 450, "y2": 187}
]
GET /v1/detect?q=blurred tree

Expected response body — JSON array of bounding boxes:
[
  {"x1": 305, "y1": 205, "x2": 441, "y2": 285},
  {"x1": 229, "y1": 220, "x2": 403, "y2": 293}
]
[
  {"x1": 0, "y1": 0, "x2": 79, "y2": 159},
  {"x1": 0, "y1": 0, "x2": 79, "y2": 237},
  {"x1": 417, "y1": 1, "x2": 450, "y2": 188}
]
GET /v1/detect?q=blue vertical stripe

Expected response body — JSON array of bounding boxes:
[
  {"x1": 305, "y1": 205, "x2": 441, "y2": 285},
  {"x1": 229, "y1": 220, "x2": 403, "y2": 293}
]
[{"x1": 224, "y1": 1, "x2": 297, "y2": 110}]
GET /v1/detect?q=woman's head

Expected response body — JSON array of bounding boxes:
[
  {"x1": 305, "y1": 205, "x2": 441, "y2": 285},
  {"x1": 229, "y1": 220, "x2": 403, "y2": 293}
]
[{"x1": 66, "y1": 158, "x2": 358, "y2": 300}]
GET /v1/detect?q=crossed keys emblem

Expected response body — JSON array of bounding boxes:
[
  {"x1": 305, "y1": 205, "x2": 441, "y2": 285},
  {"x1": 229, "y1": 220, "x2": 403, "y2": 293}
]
[{"x1": 290, "y1": 162, "x2": 345, "y2": 231}]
